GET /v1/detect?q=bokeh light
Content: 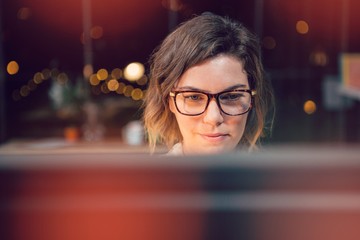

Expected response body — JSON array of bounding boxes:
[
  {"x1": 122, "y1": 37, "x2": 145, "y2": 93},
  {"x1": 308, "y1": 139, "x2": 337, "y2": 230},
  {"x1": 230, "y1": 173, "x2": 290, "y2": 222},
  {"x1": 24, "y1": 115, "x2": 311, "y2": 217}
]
[
  {"x1": 89, "y1": 74, "x2": 100, "y2": 86},
  {"x1": 107, "y1": 79, "x2": 120, "y2": 91},
  {"x1": 296, "y1": 20, "x2": 309, "y2": 34},
  {"x1": 131, "y1": 88, "x2": 144, "y2": 101},
  {"x1": 136, "y1": 75, "x2": 148, "y2": 86},
  {"x1": 20, "y1": 85, "x2": 30, "y2": 97},
  {"x1": 7, "y1": 61, "x2": 19, "y2": 75},
  {"x1": 304, "y1": 100, "x2": 317, "y2": 114},
  {"x1": 33, "y1": 72, "x2": 44, "y2": 84},
  {"x1": 83, "y1": 64, "x2": 94, "y2": 78},
  {"x1": 41, "y1": 68, "x2": 51, "y2": 79},
  {"x1": 309, "y1": 50, "x2": 328, "y2": 66},
  {"x1": 51, "y1": 68, "x2": 60, "y2": 78},
  {"x1": 124, "y1": 85, "x2": 134, "y2": 97},
  {"x1": 97, "y1": 68, "x2": 108, "y2": 80},
  {"x1": 124, "y1": 62, "x2": 145, "y2": 81},
  {"x1": 57, "y1": 73, "x2": 69, "y2": 84},
  {"x1": 111, "y1": 68, "x2": 123, "y2": 79},
  {"x1": 100, "y1": 83, "x2": 110, "y2": 94},
  {"x1": 116, "y1": 82, "x2": 126, "y2": 94},
  {"x1": 27, "y1": 79, "x2": 37, "y2": 91}
]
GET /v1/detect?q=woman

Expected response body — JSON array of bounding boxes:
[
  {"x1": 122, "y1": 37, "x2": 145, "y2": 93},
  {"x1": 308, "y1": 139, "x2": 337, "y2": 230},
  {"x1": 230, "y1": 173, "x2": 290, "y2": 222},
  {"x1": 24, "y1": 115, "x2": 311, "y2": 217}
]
[{"x1": 143, "y1": 13, "x2": 274, "y2": 155}]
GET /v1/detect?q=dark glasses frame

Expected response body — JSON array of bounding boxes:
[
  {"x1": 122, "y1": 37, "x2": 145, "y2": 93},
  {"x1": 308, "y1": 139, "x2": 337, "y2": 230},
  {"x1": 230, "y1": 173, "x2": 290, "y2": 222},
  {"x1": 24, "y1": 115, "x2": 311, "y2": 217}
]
[{"x1": 169, "y1": 89, "x2": 256, "y2": 116}]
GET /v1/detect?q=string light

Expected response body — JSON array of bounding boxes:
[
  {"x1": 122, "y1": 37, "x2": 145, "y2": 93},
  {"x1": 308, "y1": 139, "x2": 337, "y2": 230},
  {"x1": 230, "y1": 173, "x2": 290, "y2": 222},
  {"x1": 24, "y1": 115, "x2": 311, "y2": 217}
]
[
  {"x1": 7, "y1": 61, "x2": 19, "y2": 75},
  {"x1": 89, "y1": 74, "x2": 100, "y2": 86},
  {"x1": 97, "y1": 68, "x2": 108, "y2": 80},
  {"x1": 123, "y1": 85, "x2": 134, "y2": 97},
  {"x1": 107, "y1": 79, "x2": 120, "y2": 91},
  {"x1": 111, "y1": 68, "x2": 123, "y2": 79},
  {"x1": 11, "y1": 65, "x2": 147, "y2": 101},
  {"x1": 131, "y1": 88, "x2": 143, "y2": 101},
  {"x1": 116, "y1": 82, "x2": 126, "y2": 94}
]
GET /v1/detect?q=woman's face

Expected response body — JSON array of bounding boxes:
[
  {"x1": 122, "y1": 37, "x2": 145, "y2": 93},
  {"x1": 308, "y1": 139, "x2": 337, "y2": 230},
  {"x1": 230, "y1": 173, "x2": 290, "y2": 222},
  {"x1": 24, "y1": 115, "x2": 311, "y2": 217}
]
[{"x1": 169, "y1": 55, "x2": 250, "y2": 154}]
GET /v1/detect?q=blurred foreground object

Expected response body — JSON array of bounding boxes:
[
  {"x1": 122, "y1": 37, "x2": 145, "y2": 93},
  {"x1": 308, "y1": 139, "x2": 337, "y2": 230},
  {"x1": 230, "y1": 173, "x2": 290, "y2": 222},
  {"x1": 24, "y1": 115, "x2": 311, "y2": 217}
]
[
  {"x1": 0, "y1": 145, "x2": 360, "y2": 240},
  {"x1": 122, "y1": 120, "x2": 144, "y2": 146}
]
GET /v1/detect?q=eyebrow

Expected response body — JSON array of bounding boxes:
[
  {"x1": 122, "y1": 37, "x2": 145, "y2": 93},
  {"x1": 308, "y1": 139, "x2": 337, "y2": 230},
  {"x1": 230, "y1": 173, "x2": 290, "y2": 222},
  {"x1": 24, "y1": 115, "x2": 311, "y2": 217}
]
[{"x1": 176, "y1": 84, "x2": 249, "y2": 93}]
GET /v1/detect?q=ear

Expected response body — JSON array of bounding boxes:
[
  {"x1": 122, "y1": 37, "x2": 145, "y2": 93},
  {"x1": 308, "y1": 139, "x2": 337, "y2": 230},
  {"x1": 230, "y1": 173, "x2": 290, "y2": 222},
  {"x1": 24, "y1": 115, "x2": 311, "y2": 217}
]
[{"x1": 168, "y1": 97, "x2": 176, "y2": 114}]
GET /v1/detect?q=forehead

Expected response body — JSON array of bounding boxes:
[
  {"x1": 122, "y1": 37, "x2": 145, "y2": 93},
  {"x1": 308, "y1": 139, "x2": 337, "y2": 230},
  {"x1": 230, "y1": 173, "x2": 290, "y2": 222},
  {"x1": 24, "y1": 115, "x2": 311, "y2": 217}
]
[{"x1": 175, "y1": 55, "x2": 249, "y2": 92}]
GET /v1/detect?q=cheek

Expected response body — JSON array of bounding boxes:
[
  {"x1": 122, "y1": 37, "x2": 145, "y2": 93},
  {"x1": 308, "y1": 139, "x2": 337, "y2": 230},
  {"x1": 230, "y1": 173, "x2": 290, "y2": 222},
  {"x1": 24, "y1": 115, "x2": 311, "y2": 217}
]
[
  {"x1": 228, "y1": 114, "x2": 248, "y2": 135},
  {"x1": 176, "y1": 115, "x2": 193, "y2": 129},
  {"x1": 174, "y1": 114, "x2": 200, "y2": 139}
]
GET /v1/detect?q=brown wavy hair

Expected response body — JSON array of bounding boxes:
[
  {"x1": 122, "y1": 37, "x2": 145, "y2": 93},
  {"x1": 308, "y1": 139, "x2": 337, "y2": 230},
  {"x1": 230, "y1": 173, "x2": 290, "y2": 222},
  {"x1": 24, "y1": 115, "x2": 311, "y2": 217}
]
[{"x1": 143, "y1": 13, "x2": 274, "y2": 153}]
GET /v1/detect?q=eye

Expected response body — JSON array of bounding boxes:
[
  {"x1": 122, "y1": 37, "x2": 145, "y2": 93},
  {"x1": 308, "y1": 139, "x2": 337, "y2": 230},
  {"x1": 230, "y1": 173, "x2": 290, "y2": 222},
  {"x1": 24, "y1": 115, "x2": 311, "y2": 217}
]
[
  {"x1": 182, "y1": 92, "x2": 206, "y2": 101},
  {"x1": 220, "y1": 92, "x2": 243, "y2": 101}
]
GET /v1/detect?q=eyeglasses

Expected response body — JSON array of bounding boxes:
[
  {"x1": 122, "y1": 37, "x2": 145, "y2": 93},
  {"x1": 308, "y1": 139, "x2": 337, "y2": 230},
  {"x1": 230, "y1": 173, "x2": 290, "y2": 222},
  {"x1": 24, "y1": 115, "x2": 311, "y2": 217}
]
[{"x1": 169, "y1": 89, "x2": 255, "y2": 116}]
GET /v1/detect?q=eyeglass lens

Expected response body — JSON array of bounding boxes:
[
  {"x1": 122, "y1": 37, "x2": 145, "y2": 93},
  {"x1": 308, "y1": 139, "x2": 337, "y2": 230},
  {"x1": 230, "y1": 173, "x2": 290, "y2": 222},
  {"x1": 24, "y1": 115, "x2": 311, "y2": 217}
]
[{"x1": 175, "y1": 91, "x2": 251, "y2": 115}]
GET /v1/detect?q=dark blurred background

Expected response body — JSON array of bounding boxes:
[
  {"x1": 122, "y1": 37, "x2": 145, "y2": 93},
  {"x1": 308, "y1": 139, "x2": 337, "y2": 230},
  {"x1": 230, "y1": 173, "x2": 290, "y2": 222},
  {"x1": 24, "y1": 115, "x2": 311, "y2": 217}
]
[{"x1": 1, "y1": 0, "x2": 359, "y2": 145}]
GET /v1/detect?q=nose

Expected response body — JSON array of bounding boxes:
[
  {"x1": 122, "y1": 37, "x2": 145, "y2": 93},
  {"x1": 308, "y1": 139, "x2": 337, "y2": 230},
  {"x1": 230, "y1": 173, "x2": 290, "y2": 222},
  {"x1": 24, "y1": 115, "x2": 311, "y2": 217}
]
[{"x1": 203, "y1": 99, "x2": 224, "y2": 126}]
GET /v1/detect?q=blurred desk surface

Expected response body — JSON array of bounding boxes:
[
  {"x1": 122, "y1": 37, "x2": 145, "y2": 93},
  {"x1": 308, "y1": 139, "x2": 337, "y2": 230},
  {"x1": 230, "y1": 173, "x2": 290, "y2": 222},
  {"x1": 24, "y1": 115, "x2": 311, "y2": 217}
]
[
  {"x1": 0, "y1": 141, "x2": 360, "y2": 240},
  {"x1": 0, "y1": 138, "x2": 162, "y2": 156}
]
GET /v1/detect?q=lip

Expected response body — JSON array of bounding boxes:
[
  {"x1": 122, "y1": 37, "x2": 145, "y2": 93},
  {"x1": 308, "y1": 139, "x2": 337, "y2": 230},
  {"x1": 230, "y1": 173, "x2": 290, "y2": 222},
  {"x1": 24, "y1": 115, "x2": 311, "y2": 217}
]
[{"x1": 200, "y1": 133, "x2": 229, "y2": 143}]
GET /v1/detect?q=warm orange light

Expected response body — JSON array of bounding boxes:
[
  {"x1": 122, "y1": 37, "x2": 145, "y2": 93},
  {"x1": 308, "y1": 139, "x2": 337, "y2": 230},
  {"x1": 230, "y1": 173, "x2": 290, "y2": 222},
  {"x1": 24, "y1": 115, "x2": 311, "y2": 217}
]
[
  {"x1": 116, "y1": 82, "x2": 126, "y2": 94},
  {"x1": 124, "y1": 85, "x2": 134, "y2": 97},
  {"x1": 83, "y1": 64, "x2": 94, "y2": 78},
  {"x1": 97, "y1": 68, "x2": 108, "y2": 80},
  {"x1": 64, "y1": 126, "x2": 80, "y2": 142},
  {"x1": 111, "y1": 68, "x2": 122, "y2": 79},
  {"x1": 100, "y1": 82, "x2": 110, "y2": 94},
  {"x1": 107, "y1": 79, "x2": 119, "y2": 91},
  {"x1": 296, "y1": 20, "x2": 309, "y2": 34},
  {"x1": 131, "y1": 88, "x2": 143, "y2": 101},
  {"x1": 136, "y1": 75, "x2": 148, "y2": 86},
  {"x1": 89, "y1": 74, "x2": 100, "y2": 86},
  {"x1": 7, "y1": 61, "x2": 19, "y2": 75},
  {"x1": 304, "y1": 100, "x2": 317, "y2": 114}
]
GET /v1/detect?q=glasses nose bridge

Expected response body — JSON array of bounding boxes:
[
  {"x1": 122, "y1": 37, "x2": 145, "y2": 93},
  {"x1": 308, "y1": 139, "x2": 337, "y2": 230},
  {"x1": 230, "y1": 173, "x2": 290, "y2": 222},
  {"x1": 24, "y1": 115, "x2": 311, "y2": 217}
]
[
  {"x1": 205, "y1": 93, "x2": 222, "y2": 111},
  {"x1": 207, "y1": 93, "x2": 220, "y2": 101}
]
